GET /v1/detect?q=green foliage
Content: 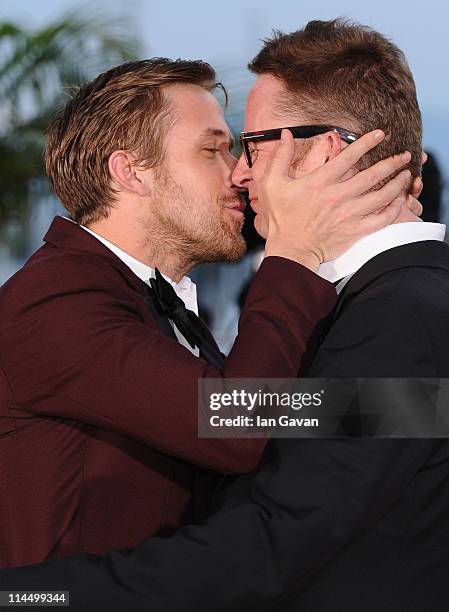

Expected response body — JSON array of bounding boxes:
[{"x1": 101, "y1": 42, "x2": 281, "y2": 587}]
[{"x1": 0, "y1": 5, "x2": 142, "y2": 250}]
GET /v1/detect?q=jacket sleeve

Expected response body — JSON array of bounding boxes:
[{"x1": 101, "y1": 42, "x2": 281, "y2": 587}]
[
  {"x1": 0, "y1": 296, "x2": 437, "y2": 610},
  {"x1": 1, "y1": 255, "x2": 335, "y2": 474}
]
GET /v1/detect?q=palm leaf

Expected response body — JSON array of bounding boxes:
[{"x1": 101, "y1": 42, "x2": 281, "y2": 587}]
[{"x1": 0, "y1": 4, "x2": 143, "y2": 250}]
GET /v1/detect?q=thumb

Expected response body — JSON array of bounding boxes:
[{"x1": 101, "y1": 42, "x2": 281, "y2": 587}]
[{"x1": 266, "y1": 128, "x2": 295, "y2": 181}]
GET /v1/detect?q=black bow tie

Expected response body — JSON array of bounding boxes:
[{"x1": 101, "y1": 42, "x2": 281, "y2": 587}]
[{"x1": 145, "y1": 269, "x2": 224, "y2": 371}]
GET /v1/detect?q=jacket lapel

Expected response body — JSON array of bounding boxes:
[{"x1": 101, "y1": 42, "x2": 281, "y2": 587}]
[
  {"x1": 44, "y1": 216, "x2": 146, "y2": 295},
  {"x1": 44, "y1": 216, "x2": 176, "y2": 339},
  {"x1": 44, "y1": 216, "x2": 221, "y2": 360}
]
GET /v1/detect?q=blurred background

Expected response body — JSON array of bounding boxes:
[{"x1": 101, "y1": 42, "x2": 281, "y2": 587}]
[{"x1": 1, "y1": 0, "x2": 447, "y2": 350}]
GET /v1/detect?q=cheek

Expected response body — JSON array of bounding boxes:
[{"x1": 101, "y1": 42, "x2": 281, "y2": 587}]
[
  {"x1": 202, "y1": 163, "x2": 230, "y2": 194},
  {"x1": 251, "y1": 161, "x2": 269, "y2": 193}
]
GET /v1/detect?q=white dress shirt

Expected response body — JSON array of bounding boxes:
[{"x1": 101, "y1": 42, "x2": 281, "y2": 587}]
[
  {"x1": 317, "y1": 222, "x2": 446, "y2": 294},
  {"x1": 77, "y1": 222, "x2": 200, "y2": 356}
]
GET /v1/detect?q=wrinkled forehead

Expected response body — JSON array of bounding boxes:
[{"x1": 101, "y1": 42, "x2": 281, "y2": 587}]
[
  {"x1": 164, "y1": 83, "x2": 231, "y2": 140},
  {"x1": 244, "y1": 74, "x2": 302, "y2": 132}
]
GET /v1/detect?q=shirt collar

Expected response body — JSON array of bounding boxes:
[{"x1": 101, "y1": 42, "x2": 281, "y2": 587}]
[
  {"x1": 71, "y1": 219, "x2": 198, "y2": 314},
  {"x1": 318, "y1": 222, "x2": 446, "y2": 294}
]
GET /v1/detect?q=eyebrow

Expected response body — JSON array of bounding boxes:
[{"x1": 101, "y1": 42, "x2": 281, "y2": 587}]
[{"x1": 199, "y1": 128, "x2": 235, "y2": 151}]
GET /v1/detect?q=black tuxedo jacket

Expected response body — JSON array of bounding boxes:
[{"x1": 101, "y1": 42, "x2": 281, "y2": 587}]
[{"x1": 2, "y1": 240, "x2": 449, "y2": 611}]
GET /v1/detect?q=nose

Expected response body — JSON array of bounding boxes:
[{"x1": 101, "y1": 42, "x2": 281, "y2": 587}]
[{"x1": 231, "y1": 153, "x2": 252, "y2": 189}]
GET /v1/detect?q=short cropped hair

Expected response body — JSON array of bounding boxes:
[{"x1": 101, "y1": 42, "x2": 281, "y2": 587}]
[
  {"x1": 45, "y1": 58, "x2": 221, "y2": 225},
  {"x1": 249, "y1": 19, "x2": 422, "y2": 183}
]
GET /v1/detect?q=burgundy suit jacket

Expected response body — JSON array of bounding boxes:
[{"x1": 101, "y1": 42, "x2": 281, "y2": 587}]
[{"x1": 0, "y1": 216, "x2": 336, "y2": 567}]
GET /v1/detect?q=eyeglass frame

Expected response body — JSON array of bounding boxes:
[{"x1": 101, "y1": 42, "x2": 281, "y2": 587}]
[{"x1": 239, "y1": 125, "x2": 359, "y2": 168}]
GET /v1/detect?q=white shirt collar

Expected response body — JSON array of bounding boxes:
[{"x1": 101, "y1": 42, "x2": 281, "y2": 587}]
[
  {"x1": 317, "y1": 221, "x2": 446, "y2": 294},
  {"x1": 65, "y1": 218, "x2": 199, "y2": 355},
  {"x1": 73, "y1": 221, "x2": 198, "y2": 314}
]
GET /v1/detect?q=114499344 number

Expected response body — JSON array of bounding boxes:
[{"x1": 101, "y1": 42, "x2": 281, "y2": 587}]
[{"x1": 3, "y1": 591, "x2": 69, "y2": 606}]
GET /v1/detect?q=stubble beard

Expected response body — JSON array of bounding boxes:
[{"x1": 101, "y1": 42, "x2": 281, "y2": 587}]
[{"x1": 151, "y1": 168, "x2": 247, "y2": 267}]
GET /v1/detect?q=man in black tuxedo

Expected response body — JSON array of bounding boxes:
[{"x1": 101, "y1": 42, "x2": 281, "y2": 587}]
[{"x1": 2, "y1": 19, "x2": 448, "y2": 612}]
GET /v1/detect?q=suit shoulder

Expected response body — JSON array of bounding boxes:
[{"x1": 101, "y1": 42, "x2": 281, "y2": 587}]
[
  {"x1": 312, "y1": 288, "x2": 437, "y2": 377},
  {"x1": 1, "y1": 243, "x2": 138, "y2": 301},
  {"x1": 0, "y1": 244, "x2": 145, "y2": 334},
  {"x1": 355, "y1": 266, "x2": 449, "y2": 320}
]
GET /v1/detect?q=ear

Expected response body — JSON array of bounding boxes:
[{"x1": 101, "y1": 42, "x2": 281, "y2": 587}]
[
  {"x1": 108, "y1": 151, "x2": 151, "y2": 197},
  {"x1": 290, "y1": 130, "x2": 345, "y2": 178},
  {"x1": 320, "y1": 131, "x2": 344, "y2": 165}
]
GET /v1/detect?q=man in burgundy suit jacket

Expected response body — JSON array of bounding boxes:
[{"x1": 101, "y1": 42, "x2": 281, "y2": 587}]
[{"x1": 0, "y1": 58, "x2": 412, "y2": 568}]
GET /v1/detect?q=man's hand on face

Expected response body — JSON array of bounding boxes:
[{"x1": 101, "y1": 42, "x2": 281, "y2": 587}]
[{"x1": 260, "y1": 129, "x2": 414, "y2": 272}]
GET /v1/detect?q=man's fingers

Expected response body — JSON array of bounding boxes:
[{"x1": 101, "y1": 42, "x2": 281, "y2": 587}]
[
  {"x1": 265, "y1": 129, "x2": 295, "y2": 180},
  {"x1": 355, "y1": 169, "x2": 411, "y2": 216},
  {"x1": 410, "y1": 175, "x2": 423, "y2": 198},
  {"x1": 407, "y1": 195, "x2": 423, "y2": 217},
  {"x1": 342, "y1": 152, "x2": 411, "y2": 198},
  {"x1": 421, "y1": 151, "x2": 428, "y2": 166},
  {"x1": 322, "y1": 129, "x2": 385, "y2": 181},
  {"x1": 360, "y1": 195, "x2": 405, "y2": 234}
]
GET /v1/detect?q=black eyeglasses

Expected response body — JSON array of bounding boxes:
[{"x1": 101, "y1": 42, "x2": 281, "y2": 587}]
[{"x1": 239, "y1": 125, "x2": 359, "y2": 168}]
